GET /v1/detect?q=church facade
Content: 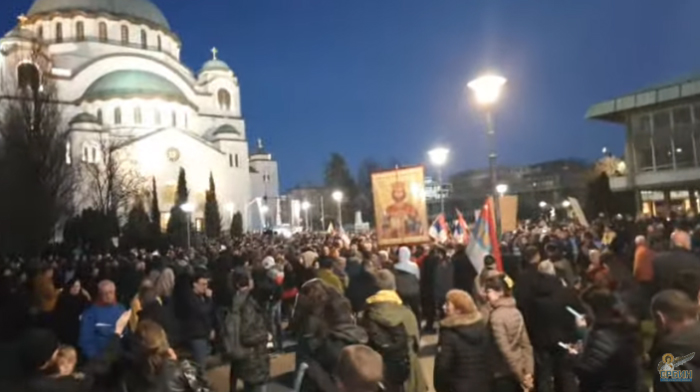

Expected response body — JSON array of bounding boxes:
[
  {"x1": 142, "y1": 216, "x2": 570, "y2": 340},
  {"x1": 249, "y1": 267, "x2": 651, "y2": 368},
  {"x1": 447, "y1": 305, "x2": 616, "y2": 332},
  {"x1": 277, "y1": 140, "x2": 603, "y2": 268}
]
[{"x1": 0, "y1": 0, "x2": 279, "y2": 231}]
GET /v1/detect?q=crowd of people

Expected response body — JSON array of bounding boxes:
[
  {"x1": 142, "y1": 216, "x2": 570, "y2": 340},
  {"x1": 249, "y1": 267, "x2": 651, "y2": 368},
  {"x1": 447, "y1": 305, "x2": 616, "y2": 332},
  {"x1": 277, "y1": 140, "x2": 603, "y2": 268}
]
[{"x1": 0, "y1": 215, "x2": 699, "y2": 392}]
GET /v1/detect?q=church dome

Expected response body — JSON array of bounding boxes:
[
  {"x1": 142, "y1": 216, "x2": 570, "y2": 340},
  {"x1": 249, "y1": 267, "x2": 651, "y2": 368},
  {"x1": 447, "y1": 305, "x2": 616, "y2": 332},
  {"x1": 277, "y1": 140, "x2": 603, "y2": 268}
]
[
  {"x1": 69, "y1": 112, "x2": 100, "y2": 125},
  {"x1": 200, "y1": 59, "x2": 232, "y2": 74},
  {"x1": 27, "y1": 0, "x2": 170, "y2": 30},
  {"x1": 81, "y1": 70, "x2": 189, "y2": 105}
]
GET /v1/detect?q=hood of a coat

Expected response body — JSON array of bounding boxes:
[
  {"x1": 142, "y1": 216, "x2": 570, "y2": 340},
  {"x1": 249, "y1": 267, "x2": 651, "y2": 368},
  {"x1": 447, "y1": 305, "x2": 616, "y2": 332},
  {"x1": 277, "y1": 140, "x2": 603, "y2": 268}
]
[
  {"x1": 440, "y1": 312, "x2": 483, "y2": 328},
  {"x1": 532, "y1": 273, "x2": 561, "y2": 297},
  {"x1": 491, "y1": 296, "x2": 517, "y2": 310},
  {"x1": 450, "y1": 321, "x2": 489, "y2": 345},
  {"x1": 330, "y1": 322, "x2": 369, "y2": 344},
  {"x1": 366, "y1": 290, "x2": 408, "y2": 328}
]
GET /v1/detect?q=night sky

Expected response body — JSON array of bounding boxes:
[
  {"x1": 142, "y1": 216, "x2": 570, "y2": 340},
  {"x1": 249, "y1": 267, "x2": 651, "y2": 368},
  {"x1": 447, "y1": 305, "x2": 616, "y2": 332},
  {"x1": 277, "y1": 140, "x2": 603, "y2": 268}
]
[{"x1": 3, "y1": 0, "x2": 700, "y2": 191}]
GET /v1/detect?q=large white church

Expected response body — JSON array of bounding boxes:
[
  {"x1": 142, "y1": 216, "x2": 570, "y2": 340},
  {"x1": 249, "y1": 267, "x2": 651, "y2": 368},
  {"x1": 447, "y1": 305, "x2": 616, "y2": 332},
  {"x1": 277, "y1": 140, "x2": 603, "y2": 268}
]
[{"x1": 0, "y1": 0, "x2": 280, "y2": 232}]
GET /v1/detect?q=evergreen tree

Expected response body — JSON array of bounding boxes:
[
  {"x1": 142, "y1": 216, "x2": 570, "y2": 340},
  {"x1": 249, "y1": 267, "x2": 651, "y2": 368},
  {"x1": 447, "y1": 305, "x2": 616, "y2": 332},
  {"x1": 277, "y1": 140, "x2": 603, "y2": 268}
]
[
  {"x1": 150, "y1": 177, "x2": 161, "y2": 239},
  {"x1": 204, "y1": 172, "x2": 222, "y2": 238},
  {"x1": 230, "y1": 211, "x2": 244, "y2": 238},
  {"x1": 167, "y1": 167, "x2": 190, "y2": 247},
  {"x1": 123, "y1": 199, "x2": 152, "y2": 249},
  {"x1": 324, "y1": 153, "x2": 357, "y2": 226}
]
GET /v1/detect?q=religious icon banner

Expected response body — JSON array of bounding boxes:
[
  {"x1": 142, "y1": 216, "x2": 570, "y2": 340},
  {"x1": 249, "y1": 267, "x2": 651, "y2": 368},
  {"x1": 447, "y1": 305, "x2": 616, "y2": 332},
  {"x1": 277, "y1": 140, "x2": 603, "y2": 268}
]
[{"x1": 372, "y1": 166, "x2": 430, "y2": 247}]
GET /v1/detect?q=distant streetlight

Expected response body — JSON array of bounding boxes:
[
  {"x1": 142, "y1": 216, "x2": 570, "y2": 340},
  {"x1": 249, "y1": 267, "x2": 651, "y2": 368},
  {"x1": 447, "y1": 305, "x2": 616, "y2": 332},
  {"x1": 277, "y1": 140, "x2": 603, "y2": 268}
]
[
  {"x1": 332, "y1": 191, "x2": 344, "y2": 227},
  {"x1": 538, "y1": 201, "x2": 547, "y2": 209},
  {"x1": 260, "y1": 204, "x2": 269, "y2": 214},
  {"x1": 428, "y1": 147, "x2": 450, "y2": 214},
  {"x1": 180, "y1": 203, "x2": 195, "y2": 248},
  {"x1": 301, "y1": 200, "x2": 311, "y2": 231},
  {"x1": 562, "y1": 200, "x2": 572, "y2": 208},
  {"x1": 496, "y1": 183, "x2": 508, "y2": 196},
  {"x1": 468, "y1": 73, "x2": 507, "y2": 237}
]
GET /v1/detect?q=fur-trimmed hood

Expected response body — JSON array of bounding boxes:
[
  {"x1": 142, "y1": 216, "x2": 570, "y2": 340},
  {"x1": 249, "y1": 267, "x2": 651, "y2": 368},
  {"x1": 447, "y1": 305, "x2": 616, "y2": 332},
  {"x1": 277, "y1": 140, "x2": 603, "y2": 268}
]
[
  {"x1": 439, "y1": 314, "x2": 488, "y2": 345},
  {"x1": 440, "y1": 313, "x2": 483, "y2": 328}
]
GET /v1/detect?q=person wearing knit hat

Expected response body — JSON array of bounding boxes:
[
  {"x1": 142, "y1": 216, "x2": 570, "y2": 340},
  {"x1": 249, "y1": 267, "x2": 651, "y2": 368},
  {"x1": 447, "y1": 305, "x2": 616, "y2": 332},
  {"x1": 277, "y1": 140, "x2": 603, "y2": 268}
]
[{"x1": 435, "y1": 289, "x2": 490, "y2": 392}]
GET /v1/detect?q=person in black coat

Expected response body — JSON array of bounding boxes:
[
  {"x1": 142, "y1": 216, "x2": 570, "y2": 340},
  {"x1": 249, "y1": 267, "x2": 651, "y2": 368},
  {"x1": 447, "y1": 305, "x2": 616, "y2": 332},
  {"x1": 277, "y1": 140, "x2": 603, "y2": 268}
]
[
  {"x1": 434, "y1": 289, "x2": 491, "y2": 392},
  {"x1": 52, "y1": 278, "x2": 91, "y2": 348},
  {"x1": 570, "y1": 288, "x2": 642, "y2": 392},
  {"x1": 452, "y1": 245, "x2": 477, "y2": 296},
  {"x1": 181, "y1": 271, "x2": 214, "y2": 369}
]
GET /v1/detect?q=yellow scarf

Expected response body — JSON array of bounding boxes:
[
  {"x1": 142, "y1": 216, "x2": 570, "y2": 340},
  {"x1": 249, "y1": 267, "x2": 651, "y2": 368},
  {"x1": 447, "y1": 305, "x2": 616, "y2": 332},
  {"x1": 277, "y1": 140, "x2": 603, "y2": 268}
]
[{"x1": 366, "y1": 290, "x2": 403, "y2": 305}]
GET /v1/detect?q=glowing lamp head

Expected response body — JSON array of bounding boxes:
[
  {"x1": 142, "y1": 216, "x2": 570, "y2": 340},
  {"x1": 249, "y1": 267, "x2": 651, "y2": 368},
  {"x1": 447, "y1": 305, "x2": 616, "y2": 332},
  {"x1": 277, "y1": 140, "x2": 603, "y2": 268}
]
[
  {"x1": 428, "y1": 147, "x2": 450, "y2": 167},
  {"x1": 260, "y1": 205, "x2": 269, "y2": 214},
  {"x1": 562, "y1": 200, "x2": 572, "y2": 208},
  {"x1": 301, "y1": 201, "x2": 311, "y2": 210},
  {"x1": 332, "y1": 191, "x2": 343, "y2": 202},
  {"x1": 538, "y1": 201, "x2": 547, "y2": 208},
  {"x1": 468, "y1": 74, "x2": 507, "y2": 106},
  {"x1": 180, "y1": 203, "x2": 195, "y2": 213},
  {"x1": 495, "y1": 184, "x2": 508, "y2": 195}
]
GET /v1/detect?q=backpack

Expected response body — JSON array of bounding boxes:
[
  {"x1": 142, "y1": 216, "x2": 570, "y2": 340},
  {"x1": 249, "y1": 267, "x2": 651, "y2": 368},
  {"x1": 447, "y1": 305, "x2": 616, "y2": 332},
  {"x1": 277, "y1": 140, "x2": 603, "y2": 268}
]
[
  {"x1": 219, "y1": 294, "x2": 250, "y2": 361},
  {"x1": 394, "y1": 270, "x2": 420, "y2": 299},
  {"x1": 365, "y1": 319, "x2": 411, "y2": 385}
]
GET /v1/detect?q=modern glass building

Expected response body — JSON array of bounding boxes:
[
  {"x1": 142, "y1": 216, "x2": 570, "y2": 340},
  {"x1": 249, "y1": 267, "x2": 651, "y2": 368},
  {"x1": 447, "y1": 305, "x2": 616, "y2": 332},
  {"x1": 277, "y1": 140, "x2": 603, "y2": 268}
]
[{"x1": 587, "y1": 75, "x2": 700, "y2": 216}]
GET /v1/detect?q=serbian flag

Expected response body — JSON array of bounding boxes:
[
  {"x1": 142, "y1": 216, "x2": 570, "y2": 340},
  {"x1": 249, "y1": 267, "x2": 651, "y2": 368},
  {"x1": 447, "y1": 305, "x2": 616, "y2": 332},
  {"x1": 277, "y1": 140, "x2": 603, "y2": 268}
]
[
  {"x1": 428, "y1": 213, "x2": 449, "y2": 243},
  {"x1": 466, "y1": 198, "x2": 502, "y2": 273},
  {"x1": 454, "y1": 209, "x2": 471, "y2": 245},
  {"x1": 337, "y1": 225, "x2": 351, "y2": 247}
]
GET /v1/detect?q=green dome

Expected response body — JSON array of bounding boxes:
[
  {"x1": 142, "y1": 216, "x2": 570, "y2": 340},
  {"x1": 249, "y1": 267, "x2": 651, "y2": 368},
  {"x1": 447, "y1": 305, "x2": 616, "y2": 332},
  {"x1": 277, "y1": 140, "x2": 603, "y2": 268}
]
[
  {"x1": 3, "y1": 27, "x2": 36, "y2": 40},
  {"x1": 28, "y1": 0, "x2": 170, "y2": 29},
  {"x1": 82, "y1": 70, "x2": 189, "y2": 105},
  {"x1": 200, "y1": 59, "x2": 232, "y2": 74},
  {"x1": 69, "y1": 112, "x2": 100, "y2": 125},
  {"x1": 212, "y1": 124, "x2": 240, "y2": 136}
]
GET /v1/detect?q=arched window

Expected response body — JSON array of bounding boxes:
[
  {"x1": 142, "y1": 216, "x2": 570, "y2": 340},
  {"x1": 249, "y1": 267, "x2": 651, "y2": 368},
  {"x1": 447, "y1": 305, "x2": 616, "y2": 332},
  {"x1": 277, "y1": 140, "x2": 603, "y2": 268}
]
[
  {"x1": 140, "y1": 29, "x2": 148, "y2": 49},
  {"x1": 157, "y1": 35, "x2": 162, "y2": 51},
  {"x1": 37, "y1": 25, "x2": 43, "y2": 40},
  {"x1": 96, "y1": 109, "x2": 103, "y2": 124},
  {"x1": 17, "y1": 63, "x2": 40, "y2": 91},
  {"x1": 91, "y1": 147, "x2": 97, "y2": 163},
  {"x1": 229, "y1": 154, "x2": 233, "y2": 167},
  {"x1": 120, "y1": 25, "x2": 129, "y2": 45},
  {"x1": 154, "y1": 110, "x2": 161, "y2": 125},
  {"x1": 98, "y1": 22, "x2": 107, "y2": 42},
  {"x1": 76, "y1": 21, "x2": 85, "y2": 41},
  {"x1": 235, "y1": 154, "x2": 239, "y2": 167},
  {"x1": 114, "y1": 107, "x2": 122, "y2": 125},
  {"x1": 65, "y1": 141, "x2": 72, "y2": 165},
  {"x1": 55, "y1": 23, "x2": 63, "y2": 43},
  {"x1": 82, "y1": 145, "x2": 88, "y2": 162},
  {"x1": 134, "y1": 107, "x2": 142, "y2": 124},
  {"x1": 217, "y1": 89, "x2": 231, "y2": 110},
  {"x1": 171, "y1": 111, "x2": 177, "y2": 127}
]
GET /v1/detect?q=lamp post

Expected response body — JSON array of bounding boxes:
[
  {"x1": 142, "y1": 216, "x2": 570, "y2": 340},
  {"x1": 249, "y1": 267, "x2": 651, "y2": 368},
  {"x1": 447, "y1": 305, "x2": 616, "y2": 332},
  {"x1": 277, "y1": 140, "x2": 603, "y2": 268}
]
[
  {"x1": 468, "y1": 74, "x2": 507, "y2": 237},
  {"x1": 496, "y1": 183, "x2": 508, "y2": 197},
  {"x1": 301, "y1": 200, "x2": 311, "y2": 231},
  {"x1": 562, "y1": 200, "x2": 571, "y2": 208},
  {"x1": 539, "y1": 201, "x2": 547, "y2": 209},
  {"x1": 180, "y1": 202, "x2": 195, "y2": 249},
  {"x1": 428, "y1": 147, "x2": 449, "y2": 215},
  {"x1": 332, "y1": 190, "x2": 343, "y2": 228}
]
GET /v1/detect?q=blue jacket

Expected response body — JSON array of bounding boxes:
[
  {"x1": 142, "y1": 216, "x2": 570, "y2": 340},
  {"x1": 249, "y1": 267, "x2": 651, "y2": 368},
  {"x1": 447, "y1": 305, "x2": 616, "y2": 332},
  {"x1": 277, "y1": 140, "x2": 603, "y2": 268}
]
[{"x1": 79, "y1": 303, "x2": 125, "y2": 359}]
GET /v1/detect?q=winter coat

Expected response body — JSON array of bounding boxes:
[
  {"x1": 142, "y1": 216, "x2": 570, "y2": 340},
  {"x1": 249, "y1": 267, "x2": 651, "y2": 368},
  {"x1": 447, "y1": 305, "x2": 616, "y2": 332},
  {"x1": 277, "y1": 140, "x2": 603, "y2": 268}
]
[
  {"x1": 317, "y1": 268, "x2": 345, "y2": 295},
  {"x1": 362, "y1": 290, "x2": 427, "y2": 392},
  {"x1": 301, "y1": 322, "x2": 369, "y2": 392},
  {"x1": 652, "y1": 249, "x2": 700, "y2": 294},
  {"x1": 452, "y1": 252, "x2": 477, "y2": 296},
  {"x1": 434, "y1": 314, "x2": 491, "y2": 392},
  {"x1": 33, "y1": 274, "x2": 59, "y2": 313},
  {"x1": 487, "y1": 297, "x2": 534, "y2": 382},
  {"x1": 78, "y1": 302, "x2": 126, "y2": 359},
  {"x1": 573, "y1": 323, "x2": 642, "y2": 392},
  {"x1": 230, "y1": 291, "x2": 270, "y2": 385},
  {"x1": 650, "y1": 322, "x2": 700, "y2": 392},
  {"x1": 53, "y1": 291, "x2": 90, "y2": 348},
  {"x1": 526, "y1": 273, "x2": 580, "y2": 350},
  {"x1": 346, "y1": 268, "x2": 380, "y2": 313},
  {"x1": 180, "y1": 291, "x2": 214, "y2": 341},
  {"x1": 121, "y1": 354, "x2": 191, "y2": 392},
  {"x1": 433, "y1": 260, "x2": 454, "y2": 302}
]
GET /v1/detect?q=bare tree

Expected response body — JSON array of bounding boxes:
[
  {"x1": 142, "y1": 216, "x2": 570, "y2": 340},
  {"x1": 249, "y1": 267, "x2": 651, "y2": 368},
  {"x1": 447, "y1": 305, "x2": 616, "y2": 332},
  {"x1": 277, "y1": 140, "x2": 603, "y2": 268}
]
[
  {"x1": 80, "y1": 137, "x2": 148, "y2": 219},
  {"x1": 0, "y1": 41, "x2": 77, "y2": 254}
]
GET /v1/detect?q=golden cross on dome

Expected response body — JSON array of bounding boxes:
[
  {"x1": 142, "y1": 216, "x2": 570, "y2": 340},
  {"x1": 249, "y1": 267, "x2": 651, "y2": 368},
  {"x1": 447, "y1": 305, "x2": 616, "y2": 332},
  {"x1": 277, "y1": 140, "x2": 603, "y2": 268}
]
[
  {"x1": 257, "y1": 138, "x2": 264, "y2": 150},
  {"x1": 17, "y1": 14, "x2": 28, "y2": 26},
  {"x1": 211, "y1": 47, "x2": 218, "y2": 60}
]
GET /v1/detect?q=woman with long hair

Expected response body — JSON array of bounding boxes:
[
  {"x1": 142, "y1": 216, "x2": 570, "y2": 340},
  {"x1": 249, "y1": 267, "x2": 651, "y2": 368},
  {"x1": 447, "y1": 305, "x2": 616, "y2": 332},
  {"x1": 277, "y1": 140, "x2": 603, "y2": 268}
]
[
  {"x1": 123, "y1": 320, "x2": 189, "y2": 392},
  {"x1": 52, "y1": 278, "x2": 91, "y2": 348},
  {"x1": 570, "y1": 288, "x2": 642, "y2": 392}
]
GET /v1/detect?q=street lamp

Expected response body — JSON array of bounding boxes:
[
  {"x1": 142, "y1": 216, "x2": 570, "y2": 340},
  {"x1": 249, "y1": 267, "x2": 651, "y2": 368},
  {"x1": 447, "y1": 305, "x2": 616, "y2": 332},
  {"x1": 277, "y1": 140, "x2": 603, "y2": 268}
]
[
  {"x1": 538, "y1": 201, "x2": 547, "y2": 209},
  {"x1": 562, "y1": 200, "x2": 572, "y2": 208},
  {"x1": 496, "y1": 183, "x2": 508, "y2": 197},
  {"x1": 180, "y1": 202, "x2": 195, "y2": 248},
  {"x1": 428, "y1": 147, "x2": 449, "y2": 215},
  {"x1": 332, "y1": 190, "x2": 343, "y2": 228},
  {"x1": 468, "y1": 73, "x2": 507, "y2": 237},
  {"x1": 301, "y1": 200, "x2": 311, "y2": 231}
]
